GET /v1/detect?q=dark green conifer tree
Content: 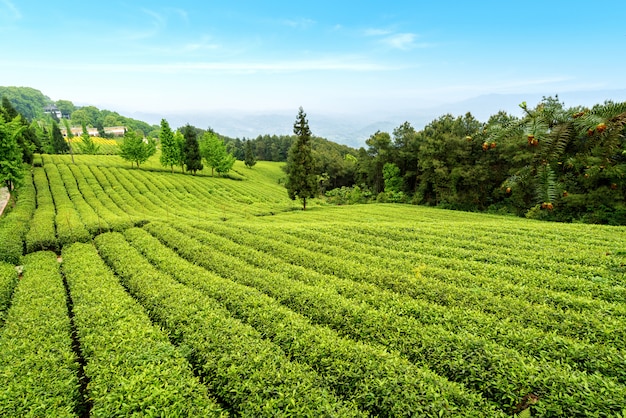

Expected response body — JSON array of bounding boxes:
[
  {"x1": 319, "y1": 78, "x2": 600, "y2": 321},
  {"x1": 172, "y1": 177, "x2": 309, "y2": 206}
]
[
  {"x1": 182, "y1": 124, "x2": 203, "y2": 175},
  {"x1": 285, "y1": 107, "x2": 318, "y2": 210},
  {"x1": 51, "y1": 121, "x2": 69, "y2": 154},
  {"x1": 244, "y1": 139, "x2": 257, "y2": 168}
]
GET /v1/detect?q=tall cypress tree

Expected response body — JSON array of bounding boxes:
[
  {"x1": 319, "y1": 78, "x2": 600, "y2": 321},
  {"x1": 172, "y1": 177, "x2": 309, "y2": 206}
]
[
  {"x1": 51, "y1": 121, "x2": 69, "y2": 154},
  {"x1": 182, "y1": 124, "x2": 203, "y2": 175},
  {"x1": 159, "y1": 119, "x2": 179, "y2": 173},
  {"x1": 285, "y1": 107, "x2": 318, "y2": 210},
  {"x1": 244, "y1": 139, "x2": 257, "y2": 168}
]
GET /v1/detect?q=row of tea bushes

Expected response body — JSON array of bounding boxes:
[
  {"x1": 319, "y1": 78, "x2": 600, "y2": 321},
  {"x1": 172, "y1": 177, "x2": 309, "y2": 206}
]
[
  {"x1": 183, "y1": 221, "x2": 626, "y2": 383},
  {"x1": 0, "y1": 252, "x2": 81, "y2": 417},
  {"x1": 25, "y1": 168, "x2": 57, "y2": 252},
  {"x1": 61, "y1": 242, "x2": 226, "y2": 417},
  {"x1": 94, "y1": 232, "x2": 365, "y2": 417},
  {"x1": 146, "y1": 221, "x2": 626, "y2": 417},
  {"x1": 0, "y1": 168, "x2": 35, "y2": 263},
  {"x1": 124, "y1": 226, "x2": 502, "y2": 418},
  {"x1": 0, "y1": 262, "x2": 17, "y2": 325}
]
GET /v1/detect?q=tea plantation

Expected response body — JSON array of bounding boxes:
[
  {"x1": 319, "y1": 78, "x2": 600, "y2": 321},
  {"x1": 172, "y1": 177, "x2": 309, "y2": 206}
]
[{"x1": 1, "y1": 154, "x2": 625, "y2": 417}]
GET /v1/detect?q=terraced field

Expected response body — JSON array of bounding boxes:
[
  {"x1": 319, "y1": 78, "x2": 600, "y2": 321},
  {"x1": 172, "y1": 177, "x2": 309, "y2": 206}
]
[{"x1": 1, "y1": 154, "x2": 625, "y2": 417}]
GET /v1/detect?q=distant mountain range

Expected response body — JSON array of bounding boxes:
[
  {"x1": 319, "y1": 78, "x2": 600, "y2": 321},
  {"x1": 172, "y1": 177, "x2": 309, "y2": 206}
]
[{"x1": 130, "y1": 89, "x2": 626, "y2": 148}]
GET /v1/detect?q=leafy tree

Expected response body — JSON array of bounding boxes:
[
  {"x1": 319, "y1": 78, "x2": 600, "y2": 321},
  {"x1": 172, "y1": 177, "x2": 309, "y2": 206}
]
[
  {"x1": 173, "y1": 131, "x2": 186, "y2": 172},
  {"x1": 0, "y1": 87, "x2": 48, "y2": 120},
  {"x1": 383, "y1": 162, "x2": 402, "y2": 193},
  {"x1": 55, "y1": 100, "x2": 75, "y2": 118},
  {"x1": 200, "y1": 131, "x2": 235, "y2": 176},
  {"x1": 0, "y1": 115, "x2": 24, "y2": 190},
  {"x1": 77, "y1": 122, "x2": 100, "y2": 154},
  {"x1": 119, "y1": 129, "x2": 156, "y2": 168},
  {"x1": 1, "y1": 97, "x2": 19, "y2": 120},
  {"x1": 363, "y1": 130, "x2": 393, "y2": 193},
  {"x1": 285, "y1": 107, "x2": 318, "y2": 210},
  {"x1": 159, "y1": 119, "x2": 180, "y2": 173},
  {"x1": 1, "y1": 99, "x2": 37, "y2": 163},
  {"x1": 181, "y1": 124, "x2": 203, "y2": 175},
  {"x1": 50, "y1": 122, "x2": 69, "y2": 154},
  {"x1": 244, "y1": 139, "x2": 257, "y2": 168}
]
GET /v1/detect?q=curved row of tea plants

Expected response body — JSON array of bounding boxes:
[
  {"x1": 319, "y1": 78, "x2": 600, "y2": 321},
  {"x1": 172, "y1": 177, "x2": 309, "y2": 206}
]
[
  {"x1": 0, "y1": 262, "x2": 17, "y2": 325},
  {"x1": 179, "y1": 221, "x2": 626, "y2": 383},
  {"x1": 61, "y1": 242, "x2": 226, "y2": 417},
  {"x1": 0, "y1": 252, "x2": 81, "y2": 417},
  {"x1": 189, "y1": 220, "x2": 626, "y2": 346},
  {"x1": 144, "y1": 221, "x2": 626, "y2": 417},
  {"x1": 123, "y1": 226, "x2": 502, "y2": 417},
  {"x1": 44, "y1": 164, "x2": 91, "y2": 246},
  {"x1": 0, "y1": 168, "x2": 35, "y2": 264},
  {"x1": 25, "y1": 168, "x2": 57, "y2": 252},
  {"x1": 93, "y1": 232, "x2": 364, "y2": 417}
]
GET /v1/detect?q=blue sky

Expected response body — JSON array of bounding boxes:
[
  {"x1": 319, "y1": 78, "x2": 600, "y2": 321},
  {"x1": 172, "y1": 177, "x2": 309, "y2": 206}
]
[{"x1": 2, "y1": 0, "x2": 626, "y2": 121}]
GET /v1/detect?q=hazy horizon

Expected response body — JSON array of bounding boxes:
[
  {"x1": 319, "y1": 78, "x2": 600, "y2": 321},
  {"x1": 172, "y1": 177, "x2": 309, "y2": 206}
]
[{"x1": 2, "y1": 0, "x2": 625, "y2": 128}]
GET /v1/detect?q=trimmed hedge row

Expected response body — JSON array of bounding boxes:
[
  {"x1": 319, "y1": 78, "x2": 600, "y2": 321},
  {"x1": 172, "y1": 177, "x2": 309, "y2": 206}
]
[
  {"x1": 0, "y1": 168, "x2": 36, "y2": 264},
  {"x1": 56, "y1": 164, "x2": 111, "y2": 234},
  {"x1": 184, "y1": 221, "x2": 626, "y2": 383},
  {"x1": 0, "y1": 252, "x2": 80, "y2": 417},
  {"x1": 25, "y1": 168, "x2": 57, "y2": 252},
  {"x1": 124, "y1": 227, "x2": 503, "y2": 418},
  {"x1": 146, "y1": 221, "x2": 626, "y2": 417},
  {"x1": 0, "y1": 262, "x2": 17, "y2": 325},
  {"x1": 44, "y1": 164, "x2": 90, "y2": 246},
  {"x1": 69, "y1": 164, "x2": 134, "y2": 230},
  {"x1": 339, "y1": 222, "x2": 626, "y2": 304},
  {"x1": 61, "y1": 242, "x2": 226, "y2": 417},
  {"x1": 206, "y1": 221, "x2": 626, "y2": 346},
  {"x1": 93, "y1": 232, "x2": 365, "y2": 417},
  {"x1": 286, "y1": 225, "x2": 626, "y2": 316}
]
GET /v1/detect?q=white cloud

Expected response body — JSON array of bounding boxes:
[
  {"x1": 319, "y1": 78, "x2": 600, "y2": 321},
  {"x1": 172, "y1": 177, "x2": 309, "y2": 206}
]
[
  {"x1": 182, "y1": 36, "x2": 220, "y2": 52},
  {"x1": 0, "y1": 0, "x2": 21, "y2": 20},
  {"x1": 283, "y1": 18, "x2": 315, "y2": 29},
  {"x1": 381, "y1": 33, "x2": 417, "y2": 50}
]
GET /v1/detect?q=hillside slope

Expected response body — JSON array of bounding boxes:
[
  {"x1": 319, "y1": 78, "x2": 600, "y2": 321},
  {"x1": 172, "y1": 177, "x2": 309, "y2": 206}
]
[{"x1": 1, "y1": 154, "x2": 626, "y2": 417}]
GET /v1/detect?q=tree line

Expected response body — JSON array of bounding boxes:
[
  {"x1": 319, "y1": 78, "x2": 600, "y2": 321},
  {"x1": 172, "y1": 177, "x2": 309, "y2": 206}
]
[
  {"x1": 348, "y1": 98, "x2": 626, "y2": 224},
  {"x1": 2, "y1": 86, "x2": 625, "y2": 224}
]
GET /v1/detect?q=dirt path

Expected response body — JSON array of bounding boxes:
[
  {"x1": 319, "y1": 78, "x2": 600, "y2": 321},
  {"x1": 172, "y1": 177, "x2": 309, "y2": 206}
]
[{"x1": 0, "y1": 187, "x2": 10, "y2": 217}]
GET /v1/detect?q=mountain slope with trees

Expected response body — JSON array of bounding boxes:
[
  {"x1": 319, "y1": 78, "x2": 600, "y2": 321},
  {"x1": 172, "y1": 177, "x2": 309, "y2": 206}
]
[{"x1": 1, "y1": 86, "x2": 625, "y2": 224}]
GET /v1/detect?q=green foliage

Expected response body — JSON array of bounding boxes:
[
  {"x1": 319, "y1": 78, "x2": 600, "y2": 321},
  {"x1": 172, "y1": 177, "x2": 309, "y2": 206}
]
[
  {"x1": 2, "y1": 152, "x2": 626, "y2": 415},
  {"x1": 0, "y1": 86, "x2": 50, "y2": 120},
  {"x1": 200, "y1": 131, "x2": 235, "y2": 176},
  {"x1": 383, "y1": 162, "x2": 402, "y2": 193},
  {"x1": 244, "y1": 139, "x2": 257, "y2": 168},
  {"x1": 0, "y1": 262, "x2": 17, "y2": 325},
  {"x1": 45, "y1": 164, "x2": 91, "y2": 246},
  {"x1": 118, "y1": 129, "x2": 156, "y2": 168},
  {"x1": 24, "y1": 168, "x2": 58, "y2": 252},
  {"x1": 285, "y1": 107, "x2": 318, "y2": 209},
  {"x1": 128, "y1": 225, "x2": 501, "y2": 417},
  {"x1": 0, "y1": 168, "x2": 35, "y2": 263},
  {"x1": 76, "y1": 123, "x2": 100, "y2": 154},
  {"x1": 62, "y1": 242, "x2": 226, "y2": 417},
  {"x1": 158, "y1": 118, "x2": 180, "y2": 172},
  {"x1": 0, "y1": 115, "x2": 24, "y2": 190},
  {"x1": 94, "y1": 231, "x2": 364, "y2": 417},
  {"x1": 50, "y1": 121, "x2": 69, "y2": 154},
  {"x1": 181, "y1": 124, "x2": 203, "y2": 175},
  {"x1": 0, "y1": 252, "x2": 81, "y2": 417}
]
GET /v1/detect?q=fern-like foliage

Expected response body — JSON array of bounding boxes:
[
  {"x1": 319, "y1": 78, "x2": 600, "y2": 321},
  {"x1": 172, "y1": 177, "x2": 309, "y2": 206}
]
[{"x1": 535, "y1": 165, "x2": 557, "y2": 204}]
